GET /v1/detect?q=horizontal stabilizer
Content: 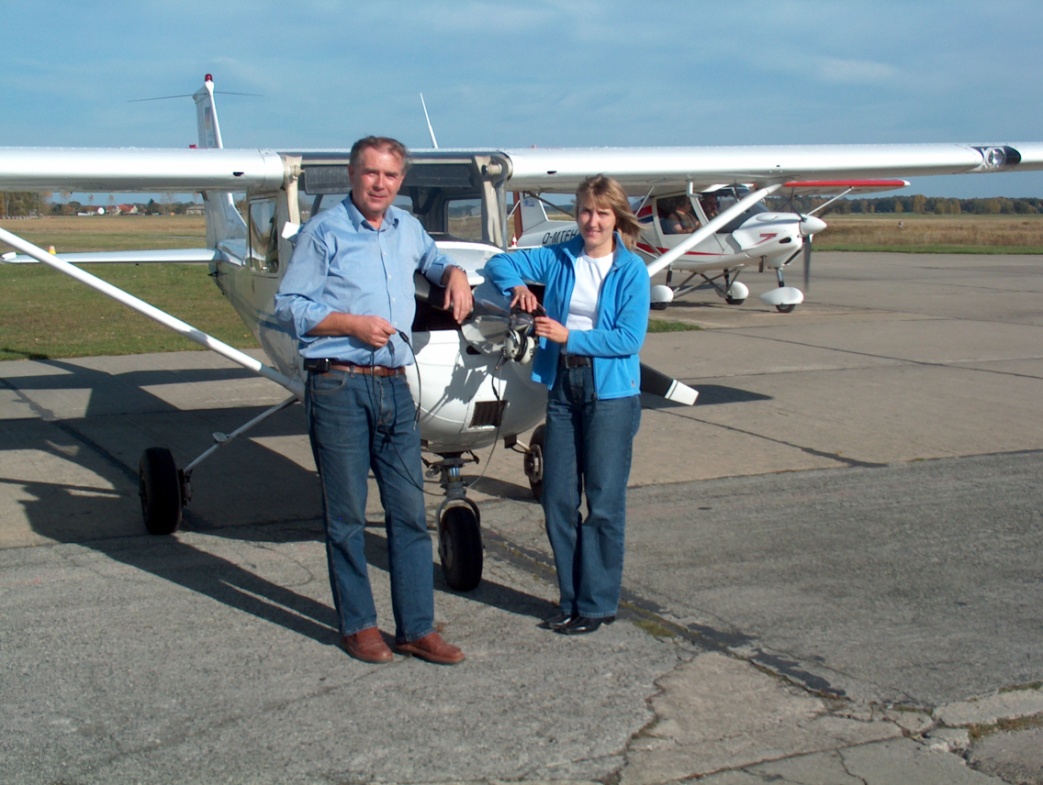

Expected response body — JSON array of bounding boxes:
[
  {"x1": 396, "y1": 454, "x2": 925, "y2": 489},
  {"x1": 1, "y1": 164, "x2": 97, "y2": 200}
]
[
  {"x1": 640, "y1": 363, "x2": 698, "y2": 405},
  {"x1": 2, "y1": 248, "x2": 221, "y2": 265}
]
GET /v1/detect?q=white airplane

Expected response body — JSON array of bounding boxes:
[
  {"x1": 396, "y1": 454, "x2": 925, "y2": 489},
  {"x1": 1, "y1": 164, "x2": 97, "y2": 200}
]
[
  {"x1": 510, "y1": 179, "x2": 908, "y2": 313},
  {"x1": 3, "y1": 74, "x2": 1043, "y2": 589}
]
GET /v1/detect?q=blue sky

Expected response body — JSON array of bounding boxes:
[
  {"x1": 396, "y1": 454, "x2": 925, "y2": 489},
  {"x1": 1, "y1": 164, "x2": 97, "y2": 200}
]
[{"x1": 4, "y1": 0, "x2": 1043, "y2": 198}]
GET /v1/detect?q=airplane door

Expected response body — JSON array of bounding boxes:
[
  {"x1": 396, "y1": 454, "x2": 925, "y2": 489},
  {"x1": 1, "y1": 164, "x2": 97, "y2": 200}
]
[{"x1": 649, "y1": 194, "x2": 728, "y2": 255}]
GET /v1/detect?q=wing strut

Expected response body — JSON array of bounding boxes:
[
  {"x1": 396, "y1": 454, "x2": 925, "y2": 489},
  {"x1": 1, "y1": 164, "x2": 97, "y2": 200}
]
[
  {"x1": 0, "y1": 225, "x2": 303, "y2": 398},
  {"x1": 644, "y1": 184, "x2": 783, "y2": 279}
]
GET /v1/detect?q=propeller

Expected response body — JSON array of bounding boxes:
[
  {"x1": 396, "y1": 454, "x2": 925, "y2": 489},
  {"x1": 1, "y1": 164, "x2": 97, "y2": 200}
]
[
  {"x1": 797, "y1": 213, "x2": 826, "y2": 293},
  {"x1": 456, "y1": 282, "x2": 698, "y2": 404},
  {"x1": 459, "y1": 294, "x2": 539, "y2": 365},
  {"x1": 804, "y1": 233, "x2": 812, "y2": 292}
]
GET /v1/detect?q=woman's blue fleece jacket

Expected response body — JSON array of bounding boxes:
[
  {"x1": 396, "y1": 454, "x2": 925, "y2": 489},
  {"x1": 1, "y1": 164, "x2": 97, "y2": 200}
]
[{"x1": 484, "y1": 234, "x2": 649, "y2": 399}]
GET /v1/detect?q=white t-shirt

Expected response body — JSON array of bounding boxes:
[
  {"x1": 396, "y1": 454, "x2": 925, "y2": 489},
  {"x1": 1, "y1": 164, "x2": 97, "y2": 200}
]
[{"x1": 566, "y1": 250, "x2": 615, "y2": 331}]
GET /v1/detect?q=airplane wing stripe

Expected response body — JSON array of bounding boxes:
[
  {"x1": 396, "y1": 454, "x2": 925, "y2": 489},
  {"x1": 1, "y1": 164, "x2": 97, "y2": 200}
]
[
  {"x1": 782, "y1": 179, "x2": 909, "y2": 189},
  {"x1": 637, "y1": 242, "x2": 717, "y2": 258}
]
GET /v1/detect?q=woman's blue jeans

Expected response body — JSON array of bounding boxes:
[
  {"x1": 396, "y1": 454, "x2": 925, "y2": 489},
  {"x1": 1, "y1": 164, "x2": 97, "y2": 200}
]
[
  {"x1": 306, "y1": 369, "x2": 435, "y2": 643},
  {"x1": 543, "y1": 365, "x2": 641, "y2": 619}
]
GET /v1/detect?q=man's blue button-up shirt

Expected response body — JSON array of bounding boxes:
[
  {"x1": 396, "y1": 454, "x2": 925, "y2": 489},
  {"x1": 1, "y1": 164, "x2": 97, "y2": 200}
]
[{"x1": 274, "y1": 195, "x2": 453, "y2": 367}]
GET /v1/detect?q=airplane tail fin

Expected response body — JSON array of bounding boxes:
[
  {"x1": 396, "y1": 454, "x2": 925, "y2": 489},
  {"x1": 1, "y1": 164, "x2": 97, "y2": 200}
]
[
  {"x1": 513, "y1": 196, "x2": 578, "y2": 248},
  {"x1": 192, "y1": 74, "x2": 246, "y2": 248},
  {"x1": 519, "y1": 196, "x2": 552, "y2": 231}
]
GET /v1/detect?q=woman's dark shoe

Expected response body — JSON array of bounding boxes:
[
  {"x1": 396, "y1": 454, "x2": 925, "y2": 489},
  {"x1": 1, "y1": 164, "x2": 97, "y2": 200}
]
[
  {"x1": 539, "y1": 611, "x2": 576, "y2": 631},
  {"x1": 556, "y1": 615, "x2": 615, "y2": 635}
]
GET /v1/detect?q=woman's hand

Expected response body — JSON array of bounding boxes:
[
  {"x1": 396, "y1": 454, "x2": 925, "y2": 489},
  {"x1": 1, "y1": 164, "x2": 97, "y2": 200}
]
[
  {"x1": 509, "y1": 285, "x2": 539, "y2": 313},
  {"x1": 534, "y1": 315, "x2": 568, "y2": 345}
]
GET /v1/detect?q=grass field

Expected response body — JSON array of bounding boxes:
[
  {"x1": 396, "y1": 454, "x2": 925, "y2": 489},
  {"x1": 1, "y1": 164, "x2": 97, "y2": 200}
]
[
  {"x1": 816, "y1": 213, "x2": 1043, "y2": 254},
  {"x1": 1, "y1": 216, "x2": 253, "y2": 361},
  {"x1": 3, "y1": 213, "x2": 1042, "y2": 361}
]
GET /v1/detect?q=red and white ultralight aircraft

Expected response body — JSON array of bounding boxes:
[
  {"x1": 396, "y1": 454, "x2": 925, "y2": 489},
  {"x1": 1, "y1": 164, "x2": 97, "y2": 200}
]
[
  {"x1": 510, "y1": 177, "x2": 907, "y2": 313},
  {"x1": 3, "y1": 74, "x2": 1042, "y2": 590}
]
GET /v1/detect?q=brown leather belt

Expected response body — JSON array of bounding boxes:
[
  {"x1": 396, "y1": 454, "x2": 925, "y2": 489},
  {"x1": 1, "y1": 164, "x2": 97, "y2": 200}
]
[
  {"x1": 329, "y1": 362, "x2": 406, "y2": 377},
  {"x1": 559, "y1": 354, "x2": 592, "y2": 368}
]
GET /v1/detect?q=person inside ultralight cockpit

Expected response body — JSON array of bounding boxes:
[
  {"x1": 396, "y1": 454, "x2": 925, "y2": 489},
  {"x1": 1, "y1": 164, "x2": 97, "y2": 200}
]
[{"x1": 659, "y1": 195, "x2": 699, "y2": 234}]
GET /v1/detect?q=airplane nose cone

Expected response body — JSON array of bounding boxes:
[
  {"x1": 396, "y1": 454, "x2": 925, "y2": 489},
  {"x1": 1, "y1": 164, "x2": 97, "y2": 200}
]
[{"x1": 800, "y1": 215, "x2": 828, "y2": 236}]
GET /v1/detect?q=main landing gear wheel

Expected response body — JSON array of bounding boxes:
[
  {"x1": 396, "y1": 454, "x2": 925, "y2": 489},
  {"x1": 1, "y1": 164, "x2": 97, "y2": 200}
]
[
  {"x1": 775, "y1": 303, "x2": 796, "y2": 313},
  {"x1": 139, "y1": 447, "x2": 183, "y2": 535},
  {"x1": 524, "y1": 423, "x2": 546, "y2": 501},
  {"x1": 437, "y1": 501, "x2": 483, "y2": 592}
]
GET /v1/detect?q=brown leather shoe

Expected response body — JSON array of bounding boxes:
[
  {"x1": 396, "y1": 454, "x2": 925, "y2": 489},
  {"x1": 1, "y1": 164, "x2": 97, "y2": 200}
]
[
  {"x1": 341, "y1": 627, "x2": 393, "y2": 664},
  {"x1": 395, "y1": 632, "x2": 464, "y2": 665}
]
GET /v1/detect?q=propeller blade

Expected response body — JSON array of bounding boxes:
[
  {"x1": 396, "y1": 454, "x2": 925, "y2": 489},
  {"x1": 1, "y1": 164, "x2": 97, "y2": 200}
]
[
  {"x1": 803, "y1": 235, "x2": 812, "y2": 292},
  {"x1": 459, "y1": 298, "x2": 512, "y2": 355},
  {"x1": 640, "y1": 363, "x2": 698, "y2": 405}
]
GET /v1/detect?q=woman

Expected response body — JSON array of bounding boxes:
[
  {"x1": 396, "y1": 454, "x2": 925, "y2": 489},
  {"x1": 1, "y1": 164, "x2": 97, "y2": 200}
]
[{"x1": 485, "y1": 175, "x2": 649, "y2": 635}]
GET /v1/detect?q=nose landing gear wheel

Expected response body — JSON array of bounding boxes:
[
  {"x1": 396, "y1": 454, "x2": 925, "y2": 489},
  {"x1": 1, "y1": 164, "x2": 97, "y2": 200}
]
[{"x1": 438, "y1": 502, "x2": 483, "y2": 591}]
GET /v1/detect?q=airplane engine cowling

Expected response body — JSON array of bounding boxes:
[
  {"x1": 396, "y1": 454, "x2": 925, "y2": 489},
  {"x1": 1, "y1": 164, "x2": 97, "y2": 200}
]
[{"x1": 405, "y1": 328, "x2": 546, "y2": 455}]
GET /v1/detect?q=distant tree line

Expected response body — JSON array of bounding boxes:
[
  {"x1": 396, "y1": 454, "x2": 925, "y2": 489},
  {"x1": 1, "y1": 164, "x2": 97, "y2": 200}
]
[
  {"x1": 4, "y1": 191, "x2": 1043, "y2": 219},
  {"x1": 1, "y1": 192, "x2": 46, "y2": 217},
  {"x1": 47, "y1": 198, "x2": 197, "y2": 216},
  {"x1": 1, "y1": 193, "x2": 199, "y2": 217},
  {"x1": 771, "y1": 194, "x2": 1043, "y2": 215}
]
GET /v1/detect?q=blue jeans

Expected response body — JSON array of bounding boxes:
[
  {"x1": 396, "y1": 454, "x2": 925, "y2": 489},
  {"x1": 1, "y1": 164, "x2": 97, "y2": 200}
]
[
  {"x1": 306, "y1": 370, "x2": 435, "y2": 643},
  {"x1": 542, "y1": 365, "x2": 641, "y2": 618}
]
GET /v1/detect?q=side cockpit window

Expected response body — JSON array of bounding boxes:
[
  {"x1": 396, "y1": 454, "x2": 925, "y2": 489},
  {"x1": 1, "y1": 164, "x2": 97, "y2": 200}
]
[{"x1": 248, "y1": 198, "x2": 279, "y2": 274}]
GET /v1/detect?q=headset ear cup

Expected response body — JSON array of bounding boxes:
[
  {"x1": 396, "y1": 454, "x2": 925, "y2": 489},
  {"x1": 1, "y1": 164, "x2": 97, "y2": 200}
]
[
  {"x1": 503, "y1": 329, "x2": 518, "y2": 362},
  {"x1": 503, "y1": 329, "x2": 537, "y2": 364},
  {"x1": 519, "y1": 335, "x2": 536, "y2": 364}
]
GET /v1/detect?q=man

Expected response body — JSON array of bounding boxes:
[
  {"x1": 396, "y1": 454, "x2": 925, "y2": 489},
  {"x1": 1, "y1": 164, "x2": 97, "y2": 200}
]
[
  {"x1": 275, "y1": 136, "x2": 472, "y2": 665},
  {"x1": 660, "y1": 195, "x2": 698, "y2": 234}
]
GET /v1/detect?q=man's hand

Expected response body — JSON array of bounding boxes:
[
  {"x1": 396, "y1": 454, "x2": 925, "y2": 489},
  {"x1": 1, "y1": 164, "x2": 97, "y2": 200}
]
[
  {"x1": 441, "y1": 266, "x2": 474, "y2": 324},
  {"x1": 309, "y1": 312, "x2": 397, "y2": 348},
  {"x1": 354, "y1": 315, "x2": 399, "y2": 348}
]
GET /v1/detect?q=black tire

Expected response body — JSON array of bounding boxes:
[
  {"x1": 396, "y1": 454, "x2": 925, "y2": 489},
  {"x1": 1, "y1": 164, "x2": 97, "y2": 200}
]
[
  {"x1": 650, "y1": 302, "x2": 669, "y2": 311},
  {"x1": 139, "y1": 447, "x2": 182, "y2": 535},
  {"x1": 524, "y1": 423, "x2": 546, "y2": 501},
  {"x1": 438, "y1": 505, "x2": 483, "y2": 591},
  {"x1": 726, "y1": 296, "x2": 746, "y2": 305},
  {"x1": 776, "y1": 303, "x2": 796, "y2": 313}
]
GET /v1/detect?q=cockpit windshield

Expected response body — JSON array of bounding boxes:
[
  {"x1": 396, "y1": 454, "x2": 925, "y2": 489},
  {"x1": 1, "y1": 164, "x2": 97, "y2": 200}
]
[
  {"x1": 295, "y1": 153, "x2": 509, "y2": 247},
  {"x1": 707, "y1": 185, "x2": 768, "y2": 233}
]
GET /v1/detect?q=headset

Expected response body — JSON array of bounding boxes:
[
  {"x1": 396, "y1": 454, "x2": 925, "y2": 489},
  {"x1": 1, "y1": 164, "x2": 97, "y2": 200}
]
[{"x1": 502, "y1": 304, "x2": 543, "y2": 365}]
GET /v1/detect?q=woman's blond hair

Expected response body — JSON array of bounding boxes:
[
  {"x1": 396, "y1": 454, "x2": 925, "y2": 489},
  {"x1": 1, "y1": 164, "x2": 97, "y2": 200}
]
[{"x1": 574, "y1": 174, "x2": 642, "y2": 250}]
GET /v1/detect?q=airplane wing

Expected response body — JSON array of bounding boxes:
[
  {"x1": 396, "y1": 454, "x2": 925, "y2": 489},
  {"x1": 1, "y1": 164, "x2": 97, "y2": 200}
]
[
  {"x1": 3, "y1": 142, "x2": 1042, "y2": 197},
  {"x1": 499, "y1": 143, "x2": 1043, "y2": 194},
  {"x1": 0, "y1": 147, "x2": 285, "y2": 192}
]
